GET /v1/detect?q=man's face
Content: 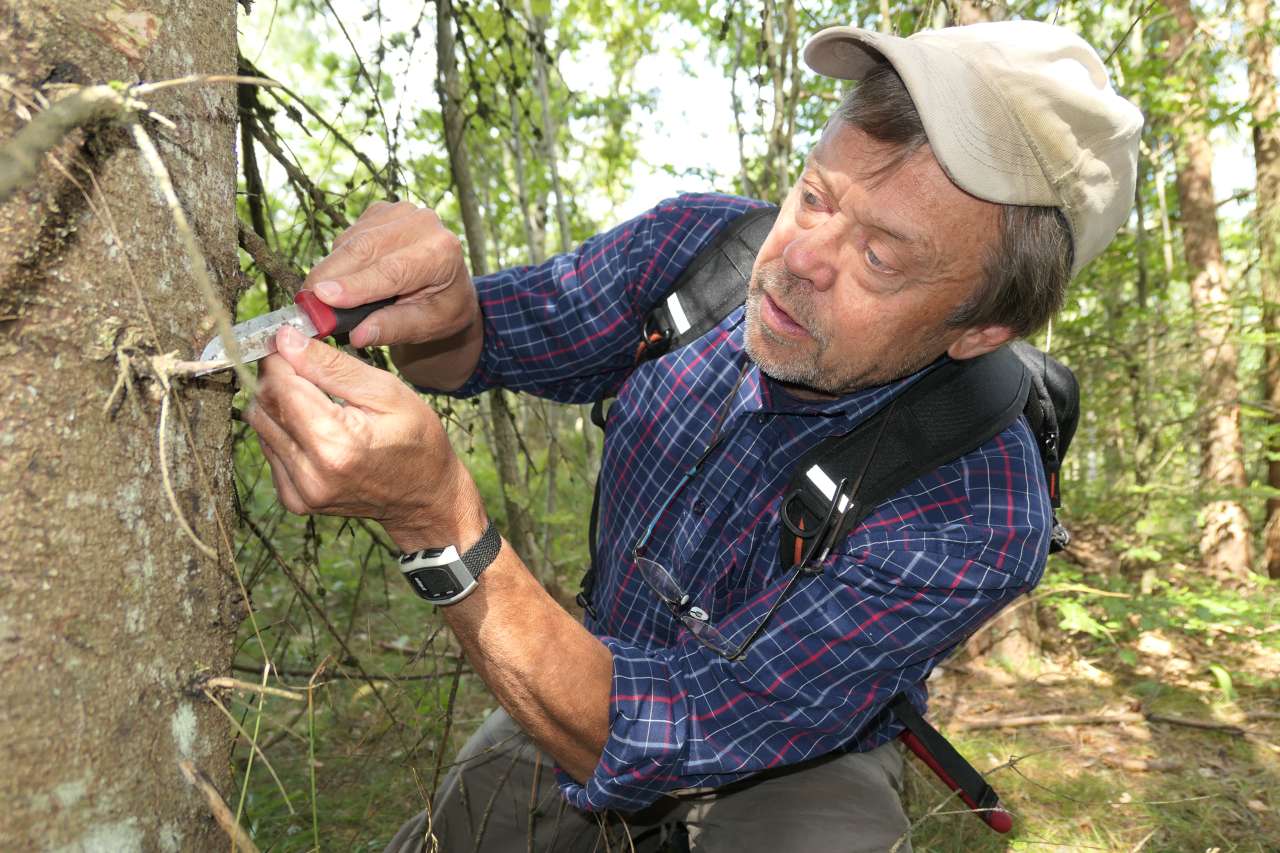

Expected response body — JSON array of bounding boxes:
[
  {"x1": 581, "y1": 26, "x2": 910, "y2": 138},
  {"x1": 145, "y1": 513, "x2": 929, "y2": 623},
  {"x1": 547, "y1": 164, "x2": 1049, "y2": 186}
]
[{"x1": 744, "y1": 121, "x2": 1005, "y2": 396}]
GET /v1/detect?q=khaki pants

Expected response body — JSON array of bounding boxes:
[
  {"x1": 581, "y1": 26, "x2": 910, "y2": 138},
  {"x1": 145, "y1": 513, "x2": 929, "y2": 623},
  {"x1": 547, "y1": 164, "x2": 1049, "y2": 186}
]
[{"x1": 384, "y1": 709, "x2": 912, "y2": 853}]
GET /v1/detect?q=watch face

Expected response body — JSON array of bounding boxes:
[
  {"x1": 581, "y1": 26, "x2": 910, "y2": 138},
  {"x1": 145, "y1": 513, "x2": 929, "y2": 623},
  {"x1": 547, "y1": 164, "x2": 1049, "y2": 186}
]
[{"x1": 407, "y1": 568, "x2": 460, "y2": 598}]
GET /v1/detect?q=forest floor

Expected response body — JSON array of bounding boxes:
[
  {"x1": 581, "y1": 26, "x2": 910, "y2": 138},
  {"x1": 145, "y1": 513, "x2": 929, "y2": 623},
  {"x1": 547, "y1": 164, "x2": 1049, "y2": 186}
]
[
  {"x1": 235, "y1": 520, "x2": 1280, "y2": 853},
  {"x1": 905, "y1": 527, "x2": 1280, "y2": 852}
]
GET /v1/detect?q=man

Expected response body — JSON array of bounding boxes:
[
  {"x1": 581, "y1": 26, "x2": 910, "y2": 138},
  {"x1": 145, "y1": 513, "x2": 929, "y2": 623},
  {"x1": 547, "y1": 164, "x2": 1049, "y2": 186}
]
[{"x1": 246, "y1": 20, "x2": 1141, "y2": 853}]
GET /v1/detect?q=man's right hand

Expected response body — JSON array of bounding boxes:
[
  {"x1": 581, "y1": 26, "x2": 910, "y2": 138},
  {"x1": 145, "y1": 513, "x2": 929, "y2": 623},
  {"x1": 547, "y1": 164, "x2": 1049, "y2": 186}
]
[{"x1": 305, "y1": 201, "x2": 483, "y2": 390}]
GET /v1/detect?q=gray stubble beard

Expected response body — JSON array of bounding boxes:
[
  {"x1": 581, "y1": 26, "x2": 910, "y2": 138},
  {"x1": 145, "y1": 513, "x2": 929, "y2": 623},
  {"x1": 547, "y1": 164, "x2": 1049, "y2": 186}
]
[
  {"x1": 743, "y1": 263, "x2": 833, "y2": 391},
  {"x1": 743, "y1": 262, "x2": 947, "y2": 396}
]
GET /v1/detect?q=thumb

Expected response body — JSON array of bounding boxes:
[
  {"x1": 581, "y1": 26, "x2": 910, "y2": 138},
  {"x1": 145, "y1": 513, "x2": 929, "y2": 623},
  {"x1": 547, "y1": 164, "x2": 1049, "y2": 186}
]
[{"x1": 275, "y1": 325, "x2": 405, "y2": 411}]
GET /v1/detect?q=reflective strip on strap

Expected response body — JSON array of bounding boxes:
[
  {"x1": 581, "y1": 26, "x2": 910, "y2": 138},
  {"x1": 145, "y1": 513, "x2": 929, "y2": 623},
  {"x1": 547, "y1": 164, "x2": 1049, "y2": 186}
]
[
  {"x1": 666, "y1": 292, "x2": 692, "y2": 335},
  {"x1": 805, "y1": 465, "x2": 850, "y2": 512}
]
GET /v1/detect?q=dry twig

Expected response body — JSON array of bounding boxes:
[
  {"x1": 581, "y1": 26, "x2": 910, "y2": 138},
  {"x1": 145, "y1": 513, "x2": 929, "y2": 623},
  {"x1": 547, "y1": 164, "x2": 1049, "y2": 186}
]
[
  {"x1": 158, "y1": 389, "x2": 217, "y2": 559},
  {"x1": 0, "y1": 75, "x2": 277, "y2": 204},
  {"x1": 238, "y1": 222, "x2": 304, "y2": 295},
  {"x1": 202, "y1": 689, "x2": 296, "y2": 814},
  {"x1": 131, "y1": 123, "x2": 256, "y2": 395},
  {"x1": 178, "y1": 760, "x2": 260, "y2": 853},
  {"x1": 204, "y1": 675, "x2": 304, "y2": 702}
]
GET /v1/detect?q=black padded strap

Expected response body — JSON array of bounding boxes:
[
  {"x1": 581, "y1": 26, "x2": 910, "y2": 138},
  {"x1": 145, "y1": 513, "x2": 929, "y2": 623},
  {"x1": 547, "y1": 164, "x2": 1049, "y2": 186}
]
[
  {"x1": 581, "y1": 205, "x2": 779, "y2": 616},
  {"x1": 778, "y1": 348, "x2": 1031, "y2": 569},
  {"x1": 643, "y1": 206, "x2": 779, "y2": 358}
]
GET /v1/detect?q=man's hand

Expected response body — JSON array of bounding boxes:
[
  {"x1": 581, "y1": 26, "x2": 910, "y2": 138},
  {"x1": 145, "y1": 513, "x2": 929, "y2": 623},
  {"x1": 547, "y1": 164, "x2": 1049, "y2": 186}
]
[
  {"x1": 245, "y1": 325, "x2": 485, "y2": 550},
  {"x1": 246, "y1": 326, "x2": 613, "y2": 784},
  {"x1": 305, "y1": 201, "x2": 478, "y2": 348}
]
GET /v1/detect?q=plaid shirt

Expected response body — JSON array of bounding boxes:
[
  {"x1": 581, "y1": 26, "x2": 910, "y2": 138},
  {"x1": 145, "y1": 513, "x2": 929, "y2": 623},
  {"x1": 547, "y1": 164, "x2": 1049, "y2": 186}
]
[{"x1": 449, "y1": 193, "x2": 1050, "y2": 813}]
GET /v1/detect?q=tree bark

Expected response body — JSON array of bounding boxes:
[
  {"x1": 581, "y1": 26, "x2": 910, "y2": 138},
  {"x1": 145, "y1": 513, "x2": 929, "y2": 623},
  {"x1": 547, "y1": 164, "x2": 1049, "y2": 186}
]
[
  {"x1": 1167, "y1": 0, "x2": 1253, "y2": 578},
  {"x1": 0, "y1": 1, "x2": 242, "y2": 848},
  {"x1": 1245, "y1": 0, "x2": 1280, "y2": 578}
]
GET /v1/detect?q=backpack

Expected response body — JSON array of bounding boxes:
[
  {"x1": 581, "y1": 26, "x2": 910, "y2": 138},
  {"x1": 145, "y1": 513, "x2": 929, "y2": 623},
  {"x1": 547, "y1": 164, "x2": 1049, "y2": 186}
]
[{"x1": 578, "y1": 204, "x2": 1080, "y2": 833}]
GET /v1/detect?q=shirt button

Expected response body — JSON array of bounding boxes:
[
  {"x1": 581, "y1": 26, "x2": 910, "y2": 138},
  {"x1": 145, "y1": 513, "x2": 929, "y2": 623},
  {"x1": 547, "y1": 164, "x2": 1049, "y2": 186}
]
[
  {"x1": 754, "y1": 413, "x2": 768, "y2": 425},
  {"x1": 692, "y1": 498, "x2": 708, "y2": 515}
]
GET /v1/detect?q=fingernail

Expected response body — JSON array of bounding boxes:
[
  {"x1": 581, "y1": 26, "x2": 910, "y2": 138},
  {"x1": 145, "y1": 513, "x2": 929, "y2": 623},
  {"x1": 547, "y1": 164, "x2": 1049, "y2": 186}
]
[
  {"x1": 315, "y1": 280, "x2": 341, "y2": 301},
  {"x1": 278, "y1": 325, "x2": 305, "y2": 352},
  {"x1": 358, "y1": 323, "x2": 380, "y2": 346}
]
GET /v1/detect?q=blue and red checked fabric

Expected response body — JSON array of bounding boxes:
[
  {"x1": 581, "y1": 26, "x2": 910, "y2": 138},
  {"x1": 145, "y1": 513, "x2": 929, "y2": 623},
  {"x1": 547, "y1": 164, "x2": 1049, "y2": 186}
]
[{"x1": 444, "y1": 193, "x2": 1051, "y2": 813}]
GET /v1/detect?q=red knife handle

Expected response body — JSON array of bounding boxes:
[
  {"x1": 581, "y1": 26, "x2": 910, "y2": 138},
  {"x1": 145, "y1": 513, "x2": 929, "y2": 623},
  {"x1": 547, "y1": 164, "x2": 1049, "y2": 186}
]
[{"x1": 294, "y1": 292, "x2": 397, "y2": 339}]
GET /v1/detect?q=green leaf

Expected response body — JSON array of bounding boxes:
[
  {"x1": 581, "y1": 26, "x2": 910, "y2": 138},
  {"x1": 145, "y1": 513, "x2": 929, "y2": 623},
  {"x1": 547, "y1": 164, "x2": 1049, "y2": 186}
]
[
  {"x1": 1207, "y1": 663, "x2": 1237, "y2": 703},
  {"x1": 1055, "y1": 601, "x2": 1113, "y2": 640}
]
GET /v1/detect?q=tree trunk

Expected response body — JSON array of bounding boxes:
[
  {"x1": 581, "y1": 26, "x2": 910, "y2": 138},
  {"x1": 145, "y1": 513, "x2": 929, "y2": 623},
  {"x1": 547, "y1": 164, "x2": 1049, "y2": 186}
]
[
  {"x1": 1245, "y1": 0, "x2": 1280, "y2": 578},
  {"x1": 760, "y1": 0, "x2": 801, "y2": 201},
  {"x1": 437, "y1": 0, "x2": 540, "y2": 570},
  {"x1": 525, "y1": 0, "x2": 571, "y2": 256},
  {"x1": 944, "y1": 0, "x2": 1039, "y2": 665},
  {"x1": 0, "y1": 1, "x2": 242, "y2": 848},
  {"x1": 1167, "y1": 0, "x2": 1253, "y2": 578}
]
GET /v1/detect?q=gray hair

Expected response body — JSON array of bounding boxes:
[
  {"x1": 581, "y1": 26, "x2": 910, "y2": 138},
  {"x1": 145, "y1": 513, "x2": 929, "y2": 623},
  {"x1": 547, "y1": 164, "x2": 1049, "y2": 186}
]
[{"x1": 835, "y1": 63, "x2": 1074, "y2": 337}]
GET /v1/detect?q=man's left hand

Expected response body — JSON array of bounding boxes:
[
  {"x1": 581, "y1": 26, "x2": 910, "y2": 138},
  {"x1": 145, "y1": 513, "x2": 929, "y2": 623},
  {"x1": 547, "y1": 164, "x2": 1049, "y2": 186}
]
[{"x1": 244, "y1": 325, "x2": 484, "y2": 549}]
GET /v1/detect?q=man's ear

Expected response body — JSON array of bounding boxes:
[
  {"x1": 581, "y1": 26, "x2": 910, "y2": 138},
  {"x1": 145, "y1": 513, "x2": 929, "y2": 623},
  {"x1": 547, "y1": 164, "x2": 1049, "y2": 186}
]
[{"x1": 946, "y1": 324, "x2": 1017, "y2": 361}]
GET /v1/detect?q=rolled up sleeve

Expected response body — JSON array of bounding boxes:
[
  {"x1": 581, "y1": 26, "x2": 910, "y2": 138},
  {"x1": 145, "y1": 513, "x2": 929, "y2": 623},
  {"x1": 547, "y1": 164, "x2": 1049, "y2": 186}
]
[{"x1": 424, "y1": 194, "x2": 767, "y2": 403}]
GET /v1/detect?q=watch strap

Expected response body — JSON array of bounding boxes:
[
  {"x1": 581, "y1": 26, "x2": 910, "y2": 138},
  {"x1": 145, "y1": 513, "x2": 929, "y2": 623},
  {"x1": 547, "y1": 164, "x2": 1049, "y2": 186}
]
[{"x1": 460, "y1": 519, "x2": 502, "y2": 579}]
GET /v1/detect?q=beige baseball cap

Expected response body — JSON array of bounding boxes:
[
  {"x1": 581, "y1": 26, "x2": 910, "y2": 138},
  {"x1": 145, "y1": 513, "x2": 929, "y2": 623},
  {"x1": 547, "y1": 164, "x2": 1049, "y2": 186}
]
[{"x1": 803, "y1": 21, "x2": 1143, "y2": 276}]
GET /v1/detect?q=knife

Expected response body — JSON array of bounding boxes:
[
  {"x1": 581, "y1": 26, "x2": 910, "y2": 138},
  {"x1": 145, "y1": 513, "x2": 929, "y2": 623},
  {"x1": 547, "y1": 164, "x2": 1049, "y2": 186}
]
[{"x1": 196, "y1": 292, "x2": 396, "y2": 374}]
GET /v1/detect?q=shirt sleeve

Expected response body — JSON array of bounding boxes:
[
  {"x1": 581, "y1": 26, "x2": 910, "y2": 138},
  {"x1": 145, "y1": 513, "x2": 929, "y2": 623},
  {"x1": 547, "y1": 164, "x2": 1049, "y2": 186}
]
[
  {"x1": 558, "y1": 420, "x2": 1052, "y2": 813},
  {"x1": 430, "y1": 194, "x2": 767, "y2": 404}
]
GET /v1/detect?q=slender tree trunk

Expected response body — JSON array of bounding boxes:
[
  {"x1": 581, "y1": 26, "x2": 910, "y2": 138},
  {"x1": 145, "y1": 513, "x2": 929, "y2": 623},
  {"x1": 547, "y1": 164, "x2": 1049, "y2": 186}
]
[
  {"x1": 730, "y1": 7, "x2": 754, "y2": 198},
  {"x1": 436, "y1": 0, "x2": 539, "y2": 571},
  {"x1": 943, "y1": 0, "x2": 1040, "y2": 664},
  {"x1": 758, "y1": 0, "x2": 803, "y2": 202},
  {"x1": 1167, "y1": 0, "x2": 1253, "y2": 578},
  {"x1": 507, "y1": 87, "x2": 544, "y2": 266},
  {"x1": 0, "y1": 1, "x2": 242, "y2": 848},
  {"x1": 525, "y1": 0, "x2": 571, "y2": 256},
  {"x1": 950, "y1": 0, "x2": 1009, "y2": 25},
  {"x1": 1245, "y1": 0, "x2": 1280, "y2": 578}
]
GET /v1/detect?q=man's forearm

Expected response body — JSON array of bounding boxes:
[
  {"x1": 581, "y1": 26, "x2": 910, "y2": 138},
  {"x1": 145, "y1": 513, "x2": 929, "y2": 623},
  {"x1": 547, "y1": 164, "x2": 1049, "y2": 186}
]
[
  {"x1": 444, "y1": 545, "x2": 613, "y2": 781},
  {"x1": 389, "y1": 304, "x2": 485, "y2": 392},
  {"x1": 386, "y1": 491, "x2": 613, "y2": 783}
]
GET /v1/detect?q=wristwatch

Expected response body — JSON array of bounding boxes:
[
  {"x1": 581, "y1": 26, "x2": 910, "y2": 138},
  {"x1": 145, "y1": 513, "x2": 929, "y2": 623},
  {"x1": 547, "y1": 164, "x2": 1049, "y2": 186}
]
[{"x1": 398, "y1": 520, "x2": 502, "y2": 606}]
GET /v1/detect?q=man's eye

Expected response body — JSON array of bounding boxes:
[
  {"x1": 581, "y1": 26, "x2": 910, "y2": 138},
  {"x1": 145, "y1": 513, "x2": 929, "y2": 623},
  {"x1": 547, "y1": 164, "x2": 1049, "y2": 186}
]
[
  {"x1": 865, "y1": 246, "x2": 894, "y2": 273},
  {"x1": 801, "y1": 190, "x2": 822, "y2": 208}
]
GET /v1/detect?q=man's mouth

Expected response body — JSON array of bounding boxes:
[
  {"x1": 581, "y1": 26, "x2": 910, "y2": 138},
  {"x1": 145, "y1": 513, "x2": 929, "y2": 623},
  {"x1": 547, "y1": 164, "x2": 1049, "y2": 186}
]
[{"x1": 760, "y1": 292, "x2": 811, "y2": 339}]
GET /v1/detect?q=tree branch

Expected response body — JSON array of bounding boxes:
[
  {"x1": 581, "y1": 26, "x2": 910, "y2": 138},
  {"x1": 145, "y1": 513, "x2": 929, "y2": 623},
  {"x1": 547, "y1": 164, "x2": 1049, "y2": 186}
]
[{"x1": 0, "y1": 85, "x2": 139, "y2": 204}]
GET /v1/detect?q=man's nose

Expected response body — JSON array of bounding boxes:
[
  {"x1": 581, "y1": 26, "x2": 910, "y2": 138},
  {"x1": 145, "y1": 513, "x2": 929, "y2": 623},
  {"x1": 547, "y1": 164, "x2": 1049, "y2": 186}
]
[{"x1": 781, "y1": 223, "x2": 840, "y2": 292}]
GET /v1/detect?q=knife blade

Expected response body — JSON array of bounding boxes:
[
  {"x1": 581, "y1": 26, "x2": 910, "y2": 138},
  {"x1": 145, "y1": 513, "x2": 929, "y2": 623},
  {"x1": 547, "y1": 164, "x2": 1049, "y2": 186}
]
[{"x1": 196, "y1": 292, "x2": 396, "y2": 374}]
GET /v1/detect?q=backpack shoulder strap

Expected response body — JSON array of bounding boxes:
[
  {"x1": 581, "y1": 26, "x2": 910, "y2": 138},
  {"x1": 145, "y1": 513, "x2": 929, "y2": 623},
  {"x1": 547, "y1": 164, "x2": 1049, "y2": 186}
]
[
  {"x1": 778, "y1": 348, "x2": 1032, "y2": 569},
  {"x1": 1007, "y1": 341, "x2": 1079, "y2": 508},
  {"x1": 640, "y1": 204, "x2": 780, "y2": 361},
  {"x1": 581, "y1": 204, "x2": 778, "y2": 616}
]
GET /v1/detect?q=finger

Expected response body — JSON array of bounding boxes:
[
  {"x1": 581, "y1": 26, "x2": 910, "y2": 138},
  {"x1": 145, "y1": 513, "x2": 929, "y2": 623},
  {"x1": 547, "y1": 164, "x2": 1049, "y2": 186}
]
[
  {"x1": 306, "y1": 211, "x2": 443, "y2": 305},
  {"x1": 254, "y1": 351, "x2": 353, "y2": 452},
  {"x1": 260, "y1": 439, "x2": 309, "y2": 515},
  {"x1": 347, "y1": 287, "x2": 471, "y2": 348},
  {"x1": 345, "y1": 199, "x2": 414, "y2": 235},
  {"x1": 244, "y1": 396, "x2": 305, "y2": 464},
  {"x1": 274, "y1": 325, "x2": 407, "y2": 413},
  {"x1": 323, "y1": 212, "x2": 421, "y2": 270},
  {"x1": 321, "y1": 234, "x2": 465, "y2": 325}
]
